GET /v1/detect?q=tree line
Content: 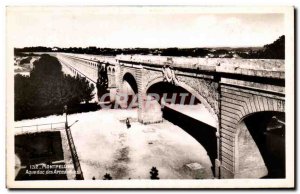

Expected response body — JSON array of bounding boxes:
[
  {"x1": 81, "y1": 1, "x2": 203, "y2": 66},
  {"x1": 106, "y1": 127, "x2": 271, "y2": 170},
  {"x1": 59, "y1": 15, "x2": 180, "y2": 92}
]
[
  {"x1": 15, "y1": 54, "x2": 95, "y2": 120},
  {"x1": 14, "y1": 35, "x2": 285, "y2": 59}
]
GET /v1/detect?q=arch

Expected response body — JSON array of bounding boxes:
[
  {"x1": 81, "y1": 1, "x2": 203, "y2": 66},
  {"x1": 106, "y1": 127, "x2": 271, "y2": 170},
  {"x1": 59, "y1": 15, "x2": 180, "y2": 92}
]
[
  {"x1": 145, "y1": 76, "x2": 218, "y2": 176},
  {"x1": 117, "y1": 72, "x2": 139, "y2": 109},
  {"x1": 145, "y1": 76, "x2": 218, "y2": 123},
  {"x1": 233, "y1": 96, "x2": 285, "y2": 178},
  {"x1": 122, "y1": 72, "x2": 138, "y2": 94},
  {"x1": 237, "y1": 96, "x2": 284, "y2": 123}
]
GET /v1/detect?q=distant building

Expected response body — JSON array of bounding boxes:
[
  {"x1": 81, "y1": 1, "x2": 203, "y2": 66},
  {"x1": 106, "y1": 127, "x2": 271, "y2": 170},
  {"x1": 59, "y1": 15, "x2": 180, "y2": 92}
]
[{"x1": 207, "y1": 53, "x2": 214, "y2": 58}]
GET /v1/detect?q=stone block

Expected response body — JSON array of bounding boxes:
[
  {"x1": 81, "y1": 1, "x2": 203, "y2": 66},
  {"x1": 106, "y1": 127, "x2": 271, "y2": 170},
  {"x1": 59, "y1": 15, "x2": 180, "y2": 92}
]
[{"x1": 183, "y1": 162, "x2": 205, "y2": 179}]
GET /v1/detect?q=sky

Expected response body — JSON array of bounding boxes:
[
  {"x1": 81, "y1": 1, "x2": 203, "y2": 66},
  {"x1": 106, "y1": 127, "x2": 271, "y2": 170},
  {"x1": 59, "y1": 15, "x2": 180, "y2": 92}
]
[{"x1": 7, "y1": 7, "x2": 284, "y2": 48}]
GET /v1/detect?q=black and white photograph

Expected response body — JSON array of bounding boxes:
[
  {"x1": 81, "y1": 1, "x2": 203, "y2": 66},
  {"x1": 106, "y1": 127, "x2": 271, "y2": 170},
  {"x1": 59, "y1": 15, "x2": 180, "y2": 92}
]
[{"x1": 6, "y1": 6, "x2": 294, "y2": 188}]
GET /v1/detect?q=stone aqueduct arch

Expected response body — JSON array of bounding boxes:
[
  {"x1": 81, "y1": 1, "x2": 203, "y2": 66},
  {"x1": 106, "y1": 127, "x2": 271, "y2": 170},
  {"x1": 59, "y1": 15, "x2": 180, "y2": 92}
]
[
  {"x1": 112, "y1": 57, "x2": 285, "y2": 179},
  {"x1": 116, "y1": 65, "x2": 220, "y2": 126},
  {"x1": 144, "y1": 76, "x2": 219, "y2": 122},
  {"x1": 114, "y1": 62, "x2": 222, "y2": 175},
  {"x1": 59, "y1": 53, "x2": 285, "y2": 179},
  {"x1": 219, "y1": 82, "x2": 285, "y2": 178}
]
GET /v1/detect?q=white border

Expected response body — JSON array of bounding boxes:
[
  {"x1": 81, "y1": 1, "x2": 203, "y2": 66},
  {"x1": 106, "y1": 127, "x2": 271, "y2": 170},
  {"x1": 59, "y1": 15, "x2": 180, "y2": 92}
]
[{"x1": 5, "y1": 5, "x2": 295, "y2": 189}]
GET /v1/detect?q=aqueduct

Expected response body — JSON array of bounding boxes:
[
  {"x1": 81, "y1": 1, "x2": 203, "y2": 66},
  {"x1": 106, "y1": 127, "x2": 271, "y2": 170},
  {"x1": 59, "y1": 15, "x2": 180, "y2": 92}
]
[{"x1": 55, "y1": 53, "x2": 285, "y2": 179}]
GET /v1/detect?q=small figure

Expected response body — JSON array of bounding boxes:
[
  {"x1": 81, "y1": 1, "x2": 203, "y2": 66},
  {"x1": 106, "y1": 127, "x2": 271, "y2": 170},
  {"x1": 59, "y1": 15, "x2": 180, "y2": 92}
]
[
  {"x1": 162, "y1": 64, "x2": 178, "y2": 86},
  {"x1": 126, "y1": 118, "x2": 131, "y2": 129}
]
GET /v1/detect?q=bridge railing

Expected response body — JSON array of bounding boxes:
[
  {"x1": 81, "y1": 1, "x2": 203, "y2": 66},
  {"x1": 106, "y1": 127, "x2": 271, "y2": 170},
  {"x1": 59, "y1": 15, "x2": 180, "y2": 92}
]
[
  {"x1": 65, "y1": 124, "x2": 84, "y2": 180},
  {"x1": 14, "y1": 122, "x2": 65, "y2": 135},
  {"x1": 14, "y1": 121, "x2": 84, "y2": 180},
  {"x1": 59, "y1": 57, "x2": 97, "y2": 84}
]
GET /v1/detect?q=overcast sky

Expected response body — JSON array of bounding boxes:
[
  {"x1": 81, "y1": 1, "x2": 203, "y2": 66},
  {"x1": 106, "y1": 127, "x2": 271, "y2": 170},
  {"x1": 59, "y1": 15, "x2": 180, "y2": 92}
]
[{"x1": 7, "y1": 7, "x2": 284, "y2": 48}]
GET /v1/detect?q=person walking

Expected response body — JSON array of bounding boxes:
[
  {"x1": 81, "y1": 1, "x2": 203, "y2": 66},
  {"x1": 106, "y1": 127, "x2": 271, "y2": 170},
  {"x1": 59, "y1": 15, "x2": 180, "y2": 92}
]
[{"x1": 126, "y1": 118, "x2": 131, "y2": 129}]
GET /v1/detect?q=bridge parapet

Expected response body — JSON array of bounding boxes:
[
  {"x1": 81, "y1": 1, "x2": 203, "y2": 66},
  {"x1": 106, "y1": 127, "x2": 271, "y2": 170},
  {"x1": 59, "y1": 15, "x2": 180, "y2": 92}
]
[
  {"x1": 100, "y1": 58, "x2": 119, "y2": 66},
  {"x1": 216, "y1": 59, "x2": 284, "y2": 79},
  {"x1": 116, "y1": 54, "x2": 284, "y2": 79},
  {"x1": 116, "y1": 54, "x2": 217, "y2": 71}
]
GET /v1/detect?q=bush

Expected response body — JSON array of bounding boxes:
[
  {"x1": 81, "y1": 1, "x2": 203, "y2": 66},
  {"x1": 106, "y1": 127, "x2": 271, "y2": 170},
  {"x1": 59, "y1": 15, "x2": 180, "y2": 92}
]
[{"x1": 103, "y1": 173, "x2": 112, "y2": 180}]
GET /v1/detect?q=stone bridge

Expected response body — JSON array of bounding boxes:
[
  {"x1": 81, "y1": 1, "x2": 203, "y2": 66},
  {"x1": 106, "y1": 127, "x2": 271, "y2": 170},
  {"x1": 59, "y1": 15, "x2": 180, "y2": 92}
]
[{"x1": 56, "y1": 53, "x2": 285, "y2": 179}]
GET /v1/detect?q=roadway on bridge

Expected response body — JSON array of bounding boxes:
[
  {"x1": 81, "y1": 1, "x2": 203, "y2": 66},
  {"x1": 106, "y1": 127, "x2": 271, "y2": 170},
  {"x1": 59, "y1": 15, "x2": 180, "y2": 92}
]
[
  {"x1": 56, "y1": 54, "x2": 98, "y2": 83},
  {"x1": 55, "y1": 54, "x2": 99, "y2": 102}
]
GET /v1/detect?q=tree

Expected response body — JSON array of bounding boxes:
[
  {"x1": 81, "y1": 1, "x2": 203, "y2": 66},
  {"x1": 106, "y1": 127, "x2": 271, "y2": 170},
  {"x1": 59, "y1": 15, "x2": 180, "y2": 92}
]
[
  {"x1": 150, "y1": 167, "x2": 159, "y2": 180},
  {"x1": 261, "y1": 35, "x2": 285, "y2": 59},
  {"x1": 236, "y1": 35, "x2": 285, "y2": 59},
  {"x1": 30, "y1": 54, "x2": 63, "y2": 79},
  {"x1": 76, "y1": 76, "x2": 95, "y2": 103},
  {"x1": 97, "y1": 65, "x2": 108, "y2": 100},
  {"x1": 14, "y1": 74, "x2": 33, "y2": 119},
  {"x1": 14, "y1": 54, "x2": 96, "y2": 120}
]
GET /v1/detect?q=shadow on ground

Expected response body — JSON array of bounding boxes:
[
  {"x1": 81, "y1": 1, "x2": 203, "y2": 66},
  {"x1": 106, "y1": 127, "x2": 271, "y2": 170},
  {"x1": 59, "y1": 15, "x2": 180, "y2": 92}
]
[{"x1": 15, "y1": 131, "x2": 67, "y2": 180}]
